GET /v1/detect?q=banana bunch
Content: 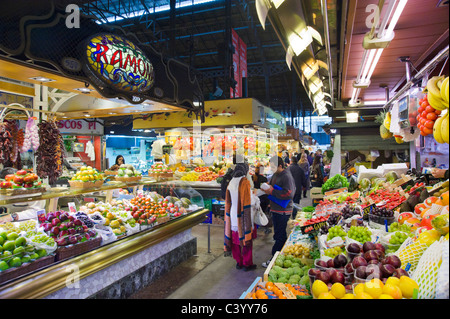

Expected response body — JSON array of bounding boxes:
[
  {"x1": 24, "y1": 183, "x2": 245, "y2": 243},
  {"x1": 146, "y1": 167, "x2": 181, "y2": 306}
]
[
  {"x1": 426, "y1": 75, "x2": 449, "y2": 111},
  {"x1": 433, "y1": 111, "x2": 449, "y2": 144}
]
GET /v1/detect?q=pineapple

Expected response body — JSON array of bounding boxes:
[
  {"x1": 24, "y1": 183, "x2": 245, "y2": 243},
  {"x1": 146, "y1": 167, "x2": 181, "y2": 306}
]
[{"x1": 376, "y1": 111, "x2": 393, "y2": 140}]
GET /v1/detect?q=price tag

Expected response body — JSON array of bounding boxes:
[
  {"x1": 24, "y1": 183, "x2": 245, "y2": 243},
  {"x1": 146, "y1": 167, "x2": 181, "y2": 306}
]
[
  {"x1": 36, "y1": 209, "x2": 46, "y2": 223},
  {"x1": 68, "y1": 202, "x2": 77, "y2": 214},
  {"x1": 300, "y1": 221, "x2": 327, "y2": 235},
  {"x1": 363, "y1": 204, "x2": 376, "y2": 217}
]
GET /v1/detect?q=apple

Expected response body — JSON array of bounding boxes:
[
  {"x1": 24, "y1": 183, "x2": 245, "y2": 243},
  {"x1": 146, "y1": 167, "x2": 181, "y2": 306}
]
[
  {"x1": 84, "y1": 233, "x2": 91, "y2": 240},
  {"x1": 68, "y1": 236, "x2": 78, "y2": 245},
  {"x1": 68, "y1": 215, "x2": 75, "y2": 222},
  {"x1": 0, "y1": 181, "x2": 12, "y2": 189},
  {"x1": 50, "y1": 226, "x2": 60, "y2": 236},
  {"x1": 16, "y1": 170, "x2": 27, "y2": 176},
  {"x1": 60, "y1": 213, "x2": 68, "y2": 221},
  {"x1": 69, "y1": 228, "x2": 76, "y2": 235},
  {"x1": 56, "y1": 238, "x2": 67, "y2": 246},
  {"x1": 13, "y1": 175, "x2": 24, "y2": 185},
  {"x1": 5, "y1": 174, "x2": 15, "y2": 181},
  {"x1": 43, "y1": 223, "x2": 52, "y2": 232},
  {"x1": 51, "y1": 218, "x2": 61, "y2": 227},
  {"x1": 60, "y1": 230, "x2": 69, "y2": 238}
]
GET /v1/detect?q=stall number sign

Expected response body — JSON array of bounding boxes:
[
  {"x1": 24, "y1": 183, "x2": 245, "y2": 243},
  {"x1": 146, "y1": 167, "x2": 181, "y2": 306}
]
[
  {"x1": 85, "y1": 34, "x2": 154, "y2": 94},
  {"x1": 57, "y1": 120, "x2": 104, "y2": 135}
]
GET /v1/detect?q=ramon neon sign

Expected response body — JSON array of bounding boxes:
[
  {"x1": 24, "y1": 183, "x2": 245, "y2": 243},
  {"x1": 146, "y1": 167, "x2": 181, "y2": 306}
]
[{"x1": 85, "y1": 34, "x2": 154, "y2": 94}]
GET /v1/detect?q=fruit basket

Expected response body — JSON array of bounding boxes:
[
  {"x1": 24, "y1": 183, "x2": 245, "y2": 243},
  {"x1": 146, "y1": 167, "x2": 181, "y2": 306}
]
[
  {"x1": 0, "y1": 254, "x2": 55, "y2": 284},
  {"x1": 69, "y1": 166, "x2": 104, "y2": 188}
]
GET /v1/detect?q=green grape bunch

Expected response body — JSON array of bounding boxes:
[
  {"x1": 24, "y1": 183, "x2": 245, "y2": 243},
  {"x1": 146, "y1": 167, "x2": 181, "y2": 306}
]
[
  {"x1": 347, "y1": 226, "x2": 372, "y2": 243},
  {"x1": 327, "y1": 225, "x2": 347, "y2": 241}
]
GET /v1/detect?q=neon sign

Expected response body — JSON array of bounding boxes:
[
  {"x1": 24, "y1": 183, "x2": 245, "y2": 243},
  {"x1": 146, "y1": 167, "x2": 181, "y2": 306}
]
[{"x1": 85, "y1": 34, "x2": 154, "y2": 93}]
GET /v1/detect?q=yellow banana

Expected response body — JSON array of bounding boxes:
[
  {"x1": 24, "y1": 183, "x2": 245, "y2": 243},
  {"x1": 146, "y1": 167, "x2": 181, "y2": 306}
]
[
  {"x1": 441, "y1": 112, "x2": 449, "y2": 144},
  {"x1": 433, "y1": 113, "x2": 445, "y2": 144},
  {"x1": 441, "y1": 76, "x2": 449, "y2": 104},
  {"x1": 427, "y1": 91, "x2": 447, "y2": 111},
  {"x1": 427, "y1": 76, "x2": 448, "y2": 110}
]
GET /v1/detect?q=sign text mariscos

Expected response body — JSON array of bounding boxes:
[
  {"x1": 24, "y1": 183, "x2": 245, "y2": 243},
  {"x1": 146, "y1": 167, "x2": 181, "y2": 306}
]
[{"x1": 86, "y1": 34, "x2": 154, "y2": 93}]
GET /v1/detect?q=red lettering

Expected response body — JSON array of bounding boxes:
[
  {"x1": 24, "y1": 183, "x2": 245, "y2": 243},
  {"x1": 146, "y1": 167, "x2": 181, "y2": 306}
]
[
  {"x1": 124, "y1": 54, "x2": 137, "y2": 73},
  {"x1": 137, "y1": 59, "x2": 145, "y2": 76},
  {"x1": 110, "y1": 50, "x2": 123, "y2": 68},
  {"x1": 77, "y1": 122, "x2": 82, "y2": 130},
  {"x1": 95, "y1": 44, "x2": 109, "y2": 65},
  {"x1": 70, "y1": 121, "x2": 77, "y2": 129},
  {"x1": 65, "y1": 121, "x2": 71, "y2": 129},
  {"x1": 88, "y1": 122, "x2": 96, "y2": 130}
]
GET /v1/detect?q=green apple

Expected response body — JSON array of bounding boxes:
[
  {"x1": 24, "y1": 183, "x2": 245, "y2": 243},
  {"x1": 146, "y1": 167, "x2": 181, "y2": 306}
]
[
  {"x1": 1, "y1": 251, "x2": 12, "y2": 263},
  {"x1": 2, "y1": 240, "x2": 15, "y2": 251},
  {"x1": 0, "y1": 231, "x2": 7, "y2": 241},
  {"x1": 8, "y1": 256, "x2": 22, "y2": 268},
  {"x1": 0, "y1": 260, "x2": 9, "y2": 271},
  {"x1": 14, "y1": 236, "x2": 27, "y2": 247},
  {"x1": 21, "y1": 255, "x2": 31, "y2": 264},
  {"x1": 6, "y1": 232, "x2": 19, "y2": 241},
  {"x1": 13, "y1": 246, "x2": 25, "y2": 257},
  {"x1": 36, "y1": 249, "x2": 47, "y2": 258},
  {"x1": 29, "y1": 253, "x2": 39, "y2": 260},
  {"x1": 0, "y1": 245, "x2": 3, "y2": 253},
  {"x1": 0, "y1": 236, "x2": 4, "y2": 245}
]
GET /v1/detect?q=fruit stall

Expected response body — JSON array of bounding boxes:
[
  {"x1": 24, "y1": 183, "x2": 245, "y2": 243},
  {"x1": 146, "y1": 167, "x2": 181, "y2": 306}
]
[{"x1": 247, "y1": 168, "x2": 449, "y2": 299}]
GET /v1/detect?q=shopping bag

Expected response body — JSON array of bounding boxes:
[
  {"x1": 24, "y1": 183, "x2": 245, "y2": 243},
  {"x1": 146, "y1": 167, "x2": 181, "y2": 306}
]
[
  {"x1": 268, "y1": 184, "x2": 291, "y2": 208},
  {"x1": 254, "y1": 206, "x2": 269, "y2": 226}
]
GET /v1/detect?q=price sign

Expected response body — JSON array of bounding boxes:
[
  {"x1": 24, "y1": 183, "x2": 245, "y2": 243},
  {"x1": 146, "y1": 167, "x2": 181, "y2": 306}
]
[
  {"x1": 299, "y1": 221, "x2": 328, "y2": 235},
  {"x1": 363, "y1": 204, "x2": 376, "y2": 217}
]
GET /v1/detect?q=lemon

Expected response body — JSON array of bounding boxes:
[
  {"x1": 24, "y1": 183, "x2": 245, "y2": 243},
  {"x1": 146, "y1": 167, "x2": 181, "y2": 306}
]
[
  {"x1": 341, "y1": 293, "x2": 355, "y2": 299},
  {"x1": 385, "y1": 277, "x2": 400, "y2": 286},
  {"x1": 353, "y1": 283, "x2": 365, "y2": 295},
  {"x1": 398, "y1": 276, "x2": 419, "y2": 299},
  {"x1": 330, "y1": 283, "x2": 346, "y2": 299},
  {"x1": 382, "y1": 283, "x2": 403, "y2": 299},
  {"x1": 378, "y1": 294, "x2": 394, "y2": 299},
  {"x1": 317, "y1": 292, "x2": 336, "y2": 299},
  {"x1": 364, "y1": 279, "x2": 383, "y2": 299},
  {"x1": 81, "y1": 176, "x2": 90, "y2": 182},
  {"x1": 355, "y1": 291, "x2": 373, "y2": 299},
  {"x1": 312, "y1": 280, "x2": 329, "y2": 298}
]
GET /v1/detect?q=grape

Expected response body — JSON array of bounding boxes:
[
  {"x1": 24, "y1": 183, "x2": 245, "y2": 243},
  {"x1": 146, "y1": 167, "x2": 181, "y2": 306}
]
[
  {"x1": 327, "y1": 225, "x2": 347, "y2": 241},
  {"x1": 348, "y1": 226, "x2": 372, "y2": 243}
]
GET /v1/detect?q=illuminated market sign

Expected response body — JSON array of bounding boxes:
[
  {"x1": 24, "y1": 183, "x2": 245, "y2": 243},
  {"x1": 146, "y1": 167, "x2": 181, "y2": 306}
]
[{"x1": 84, "y1": 34, "x2": 155, "y2": 94}]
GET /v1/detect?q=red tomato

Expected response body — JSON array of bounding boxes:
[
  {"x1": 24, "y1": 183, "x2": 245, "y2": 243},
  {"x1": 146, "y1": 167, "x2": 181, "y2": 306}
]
[
  {"x1": 425, "y1": 105, "x2": 435, "y2": 113},
  {"x1": 435, "y1": 109, "x2": 441, "y2": 115},
  {"x1": 424, "y1": 120, "x2": 435, "y2": 129},
  {"x1": 421, "y1": 111, "x2": 428, "y2": 118},
  {"x1": 423, "y1": 127, "x2": 433, "y2": 135},
  {"x1": 417, "y1": 106, "x2": 424, "y2": 114},
  {"x1": 421, "y1": 101, "x2": 429, "y2": 108},
  {"x1": 426, "y1": 112, "x2": 438, "y2": 121}
]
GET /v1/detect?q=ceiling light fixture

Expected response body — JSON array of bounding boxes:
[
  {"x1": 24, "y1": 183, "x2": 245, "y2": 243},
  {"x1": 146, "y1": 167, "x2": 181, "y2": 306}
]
[
  {"x1": 74, "y1": 87, "x2": 94, "y2": 93},
  {"x1": 29, "y1": 76, "x2": 56, "y2": 83}
]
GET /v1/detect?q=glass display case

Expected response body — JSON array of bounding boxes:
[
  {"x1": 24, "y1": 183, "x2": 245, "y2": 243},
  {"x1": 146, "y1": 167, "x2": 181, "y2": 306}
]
[{"x1": 0, "y1": 179, "x2": 207, "y2": 297}]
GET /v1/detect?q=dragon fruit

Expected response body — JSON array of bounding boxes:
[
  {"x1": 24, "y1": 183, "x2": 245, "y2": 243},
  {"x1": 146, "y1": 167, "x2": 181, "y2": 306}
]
[{"x1": 21, "y1": 117, "x2": 40, "y2": 152}]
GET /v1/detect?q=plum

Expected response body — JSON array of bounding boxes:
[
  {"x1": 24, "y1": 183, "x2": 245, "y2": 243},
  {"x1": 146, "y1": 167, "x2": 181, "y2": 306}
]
[
  {"x1": 363, "y1": 242, "x2": 376, "y2": 252},
  {"x1": 393, "y1": 268, "x2": 409, "y2": 278},
  {"x1": 374, "y1": 243, "x2": 385, "y2": 253},
  {"x1": 352, "y1": 256, "x2": 368, "y2": 268},
  {"x1": 316, "y1": 271, "x2": 331, "y2": 284},
  {"x1": 364, "y1": 250, "x2": 379, "y2": 262},
  {"x1": 355, "y1": 266, "x2": 367, "y2": 279},
  {"x1": 316, "y1": 260, "x2": 328, "y2": 268},
  {"x1": 331, "y1": 271, "x2": 345, "y2": 284},
  {"x1": 327, "y1": 259, "x2": 335, "y2": 268},
  {"x1": 385, "y1": 255, "x2": 402, "y2": 269},
  {"x1": 347, "y1": 243, "x2": 362, "y2": 254},
  {"x1": 380, "y1": 263, "x2": 396, "y2": 278},
  {"x1": 334, "y1": 254, "x2": 348, "y2": 268},
  {"x1": 365, "y1": 264, "x2": 381, "y2": 279}
]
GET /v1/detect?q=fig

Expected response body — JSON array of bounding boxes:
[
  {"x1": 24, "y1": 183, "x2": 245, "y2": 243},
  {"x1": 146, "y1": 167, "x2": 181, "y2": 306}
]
[
  {"x1": 385, "y1": 255, "x2": 402, "y2": 269},
  {"x1": 334, "y1": 254, "x2": 348, "y2": 268},
  {"x1": 316, "y1": 271, "x2": 331, "y2": 284},
  {"x1": 316, "y1": 260, "x2": 327, "y2": 268},
  {"x1": 363, "y1": 250, "x2": 378, "y2": 262},
  {"x1": 345, "y1": 263, "x2": 354, "y2": 274},
  {"x1": 363, "y1": 241, "x2": 376, "y2": 252},
  {"x1": 331, "y1": 271, "x2": 345, "y2": 284},
  {"x1": 374, "y1": 243, "x2": 385, "y2": 253},
  {"x1": 393, "y1": 268, "x2": 409, "y2": 278},
  {"x1": 352, "y1": 256, "x2": 368, "y2": 268},
  {"x1": 327, "y1": 259, "x2": 335, "y2": 268},
  {"x1": 347, "y1": 243, "x2": 362, "y2": 254},
  {"x1": 374, "y1": 249, "x2": 385, "y2": 260},
  {"x1": 308, "y1": 268, "x2": 321, "y2": 279},
  {"x1": 326, "y1": 268, "x2": 337, "y2": 278},
  {"x1": 355, "y1": 266, "x2": 367, "y2": 279},
  {"x1": 380, "y1": 263, "x2": 396, "y2": 278}
]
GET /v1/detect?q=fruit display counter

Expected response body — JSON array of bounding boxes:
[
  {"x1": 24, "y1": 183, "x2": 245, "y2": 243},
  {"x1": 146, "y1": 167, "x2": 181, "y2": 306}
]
[
  {"x1": 0, "y1": 182, "x2": 208, "y2": 299},
  {"x1": 250, "y1": 176, "x2": 449, "y2": 299}
]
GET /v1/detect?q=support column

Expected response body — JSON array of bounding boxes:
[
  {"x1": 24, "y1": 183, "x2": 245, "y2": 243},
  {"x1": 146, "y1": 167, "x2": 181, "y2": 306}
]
[{"x1": 330, "y1": 130, "x2": 342, "y2": 176}]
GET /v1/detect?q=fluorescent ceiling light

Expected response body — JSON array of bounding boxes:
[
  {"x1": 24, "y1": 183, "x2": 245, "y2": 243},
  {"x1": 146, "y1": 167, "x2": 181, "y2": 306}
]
[
  {"x1": 29, "y1": 76, "x2": 56, "y2": 83},
  {"x1": 363, "y1": 100, "x2": 387, "y2": 106},
  {"x1": 385, "y1": 0, "x2": 408, "y2": 37},
  {"x1": 74, "y1": 87, "x2": 94, "y2": 93},
  {"x1": 365, "y1": 49, "x2": 384, "y2": 82},
  {"x1": 346, "y1": 112, "x2": 359, "y2": 123}
]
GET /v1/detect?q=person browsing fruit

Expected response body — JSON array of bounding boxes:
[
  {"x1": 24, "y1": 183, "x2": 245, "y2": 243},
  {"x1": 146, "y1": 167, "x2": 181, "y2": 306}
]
[
  {"x1": 109, "y1": 155, "x2": 125, "y2": 171},
  {"x1": 224, "y1": 162, "x2": 257, "y2": 271},
  {"x1": 261, "y1": 156, "x2": 296, "y2": 268}
]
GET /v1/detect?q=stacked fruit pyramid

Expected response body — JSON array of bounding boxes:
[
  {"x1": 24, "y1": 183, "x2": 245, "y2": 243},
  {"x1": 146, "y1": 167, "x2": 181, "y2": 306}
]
[{"x1": 425, "y1": 75, "x2": 449, "y2": 144}]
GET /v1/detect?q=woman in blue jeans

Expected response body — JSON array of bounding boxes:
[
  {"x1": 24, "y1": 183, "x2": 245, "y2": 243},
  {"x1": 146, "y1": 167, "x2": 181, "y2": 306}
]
[{"x1": 261, "y1": 156, "x2": 296, "y2": 267}]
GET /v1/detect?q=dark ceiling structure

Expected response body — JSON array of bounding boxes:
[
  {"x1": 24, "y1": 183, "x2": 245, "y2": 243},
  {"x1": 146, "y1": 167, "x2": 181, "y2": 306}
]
[{"x1": 52, "y1": 0, "x2": 341, "y2": 125}]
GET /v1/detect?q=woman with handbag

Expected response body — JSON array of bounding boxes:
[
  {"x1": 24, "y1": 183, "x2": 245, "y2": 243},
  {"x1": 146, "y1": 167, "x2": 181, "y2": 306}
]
[
  {"x1": 224, "y1": 162, "x2": 257, "y2": 271},
  {"x1": 310, "y1": 155, "x2": 324, "y2": 187}
]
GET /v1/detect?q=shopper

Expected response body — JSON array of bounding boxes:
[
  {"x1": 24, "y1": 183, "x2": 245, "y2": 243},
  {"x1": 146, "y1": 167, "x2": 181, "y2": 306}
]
[
  {"x1": 110, "y1": 155, "x2": 125, "y2": 171},
  {"x1": 310, "y1": 155, "x2": 324, "y2": 187},
  {"x1": 299, "y1": 153, "x2": 310, "y2": 198},
  {"x1": 262, "y1": 156, "x2": 296, "y2": 268},
  {"x1": 252, "y1": 164, "x2": 271, "y2": 233},
  {"x1": 220, "y1": 154, "x2": 253, "y2": 199},
  {"x1": 305, "y1": 150, "x2": 313, "y2": 166},
  {"x1": 224, "y1": 162, "x2": 257, "y2": 271},
  {"x1": 288, "y1": 156, "x2": 307, "y2": 219}
]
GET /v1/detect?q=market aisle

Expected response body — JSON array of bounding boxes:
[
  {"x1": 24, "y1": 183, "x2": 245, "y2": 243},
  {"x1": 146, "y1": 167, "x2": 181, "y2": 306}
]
[{"x1": 128, "y1": 195, "x2": 312, "y2": 299}]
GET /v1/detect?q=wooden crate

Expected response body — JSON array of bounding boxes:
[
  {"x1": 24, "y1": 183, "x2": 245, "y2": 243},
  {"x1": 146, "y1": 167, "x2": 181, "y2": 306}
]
[
  {"x1": 239, "y1": 277, "x2": 263, "y2": 299},
  {"x1": 263, "y1": 251, "x2": 281, "y2": 282},
  {"x1": 310, "y1": 187, "x2": 324, "y2": 199},
  {"x1": 0, "y1": 254, "x2": 55, "y2": 285},
  {"x1": 55, "y1": 236, "x2": 102, "y2": 261}
]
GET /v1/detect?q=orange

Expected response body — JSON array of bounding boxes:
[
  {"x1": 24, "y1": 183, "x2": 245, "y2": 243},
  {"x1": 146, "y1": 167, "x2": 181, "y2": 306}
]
[
  {"x1": 440, "y1": 191, "x2": 449, "y2": 206},
  {"x1": 265, "y1": 282, "x2": 274, "y2": 291}
]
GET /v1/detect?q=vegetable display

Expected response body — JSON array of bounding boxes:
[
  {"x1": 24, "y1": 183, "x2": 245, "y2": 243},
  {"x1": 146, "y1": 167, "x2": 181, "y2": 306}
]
[
  {"x1": 322, "y1": 174, "x2": 349, "y2": 194},
  {"x1": 0, "y1": 120, "x2": 14, "y2": 165},
  {"x1": 35, "y1": 120, "x2": 65, "y2": 184}
]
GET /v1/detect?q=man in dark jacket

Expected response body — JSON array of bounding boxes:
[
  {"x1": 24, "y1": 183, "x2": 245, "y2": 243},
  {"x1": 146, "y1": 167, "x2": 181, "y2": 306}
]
[
  {"x1": 287, "y1": 156, "x2": 307, "y2": 219},
  {"x1": 262, "y1": 156, "x2": 296, "y2": 267}
]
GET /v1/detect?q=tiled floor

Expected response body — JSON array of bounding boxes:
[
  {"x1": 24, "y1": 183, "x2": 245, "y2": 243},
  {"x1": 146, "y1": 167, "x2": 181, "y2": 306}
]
[{"x1": 128, "y1": 195, "x2": 313, "y2": 299}]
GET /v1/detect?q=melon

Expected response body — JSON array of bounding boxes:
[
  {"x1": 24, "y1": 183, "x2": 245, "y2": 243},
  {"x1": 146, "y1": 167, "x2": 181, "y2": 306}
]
[
  {"x1": 385, "y1": 171, "x2": 398, "y2": 183},
  {"x1": 359, "y1": 178, "x2": 371, "y2": 190}
]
